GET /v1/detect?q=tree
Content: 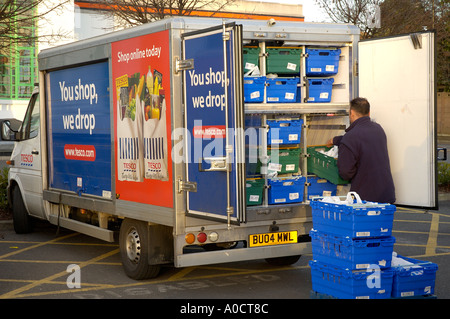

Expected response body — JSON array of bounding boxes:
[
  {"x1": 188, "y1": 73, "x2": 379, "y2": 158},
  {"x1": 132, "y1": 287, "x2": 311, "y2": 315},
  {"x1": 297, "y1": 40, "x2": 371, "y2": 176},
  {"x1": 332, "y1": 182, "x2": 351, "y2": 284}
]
[
  {"x1": 376, "y1": 0, "x2": 449, "y2": 90},
  {"x1": 0, "y1": 0, "x2": 71, "y2": 56},
  {"x1": 315, "y1": 0, "x2": 449, "y2": 90},
  {"x1": 314, "y1": 0, "x2": 383, "y2": 39},
  {"x1": 98, "y1": 0, "x2": 236, "y2": 29}
]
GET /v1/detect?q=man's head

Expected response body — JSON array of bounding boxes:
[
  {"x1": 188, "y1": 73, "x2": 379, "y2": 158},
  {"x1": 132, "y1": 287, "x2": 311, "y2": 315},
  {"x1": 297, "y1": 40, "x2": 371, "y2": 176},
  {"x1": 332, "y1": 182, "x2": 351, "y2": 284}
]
[{"x1": 350, "y1": 97, "x2": 370, "y2": 123}]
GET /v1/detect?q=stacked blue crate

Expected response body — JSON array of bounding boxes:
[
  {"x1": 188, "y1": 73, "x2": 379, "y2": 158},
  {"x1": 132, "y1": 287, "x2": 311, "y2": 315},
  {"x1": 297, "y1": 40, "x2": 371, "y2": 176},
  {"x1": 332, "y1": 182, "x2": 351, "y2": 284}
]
[
  {"x1": 305, "y1": 48, "x2": 341, "y2": 76},
  {"x1": 309, "y1": 192, "x2": 396, "y2": 299},
  {"x1": 243, "y1": 76, "x2": 266, "y2": 103},
  {"x1": 305, "y1": 47, "x2": 340, "y2": 103},
  {"x1": 266, "y1": 77, "x2": 299, "y2": 103},
  {"x1": 307, "y1": 175, "x2": 337, "y2": 200},
  {"x1": 266, "y1": 119, "x2": 305, "y2": 205},
  {"x1": 391, "y1": 254, "x2": 438, "y2": 298}
]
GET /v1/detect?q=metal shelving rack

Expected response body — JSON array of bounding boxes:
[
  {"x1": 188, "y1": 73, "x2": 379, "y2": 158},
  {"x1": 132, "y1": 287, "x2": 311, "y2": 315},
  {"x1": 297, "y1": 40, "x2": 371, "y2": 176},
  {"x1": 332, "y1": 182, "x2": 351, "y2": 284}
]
[{"x1": 244, "y1": 41, "x2": 350, "y2": 208}]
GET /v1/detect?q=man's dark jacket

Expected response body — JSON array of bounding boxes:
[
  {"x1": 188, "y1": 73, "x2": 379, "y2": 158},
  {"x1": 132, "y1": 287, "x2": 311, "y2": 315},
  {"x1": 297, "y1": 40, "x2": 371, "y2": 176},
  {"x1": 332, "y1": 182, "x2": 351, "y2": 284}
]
[{"x1": 333, "y1": 116, "x2": 396, "y2": 204}]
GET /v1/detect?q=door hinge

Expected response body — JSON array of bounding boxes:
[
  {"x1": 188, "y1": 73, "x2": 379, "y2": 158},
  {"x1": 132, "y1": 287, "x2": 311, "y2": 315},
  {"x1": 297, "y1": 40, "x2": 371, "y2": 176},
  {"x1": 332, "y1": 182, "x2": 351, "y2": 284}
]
[
  {"x1": 175, "y1": 58, "x2": 194, "y2": 74},
  {"x1": 222, "y1": 31, "x2": 230, "y2": 41},
  {"x1": 177, "y1": 178, "x2": 197, "y2": 193},
  {"x1": 410, "y1": 33, "x2": 422, "y2": 50}
]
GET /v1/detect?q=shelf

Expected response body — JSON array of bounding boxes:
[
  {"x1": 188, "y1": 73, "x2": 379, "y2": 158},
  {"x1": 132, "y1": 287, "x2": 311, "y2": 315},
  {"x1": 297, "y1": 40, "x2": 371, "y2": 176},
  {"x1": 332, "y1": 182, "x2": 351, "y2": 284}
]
[{"x1": 244, "y1": 103, "x2": 349, "y2": 115}]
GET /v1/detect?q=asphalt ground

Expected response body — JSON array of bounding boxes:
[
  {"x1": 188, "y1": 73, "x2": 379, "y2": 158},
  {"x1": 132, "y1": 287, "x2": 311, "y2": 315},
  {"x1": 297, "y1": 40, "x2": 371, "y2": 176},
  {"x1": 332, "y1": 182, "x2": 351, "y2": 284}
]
[{"x1": 0, "y1": 200, "x2": 449, "y2": 303}]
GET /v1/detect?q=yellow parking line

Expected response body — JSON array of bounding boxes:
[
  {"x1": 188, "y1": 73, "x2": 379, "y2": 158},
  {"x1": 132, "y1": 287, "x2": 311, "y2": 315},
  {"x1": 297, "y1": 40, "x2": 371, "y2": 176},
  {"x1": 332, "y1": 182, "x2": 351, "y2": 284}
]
[
  {"x1": 0, "y1": 233, "x2": 79, "y2": 260},
  {"x1": 7, "y1": 262, "x2": 310, "y2": 299},
  {"x1": 0, "y1": 248, "x2": 119, "y2": 299},
  {"x1": 0, "y1": 240, "x2": 118, "y2": 247},
  {"x1": 0, "y1": 258, "x2": 121, "y2": 265},
  {"x1": 425, "y1": 213, "x2": 440, "y2": 256},
  {"x1": 167, "y1": 266, "x2": 197, "y2": 281}
]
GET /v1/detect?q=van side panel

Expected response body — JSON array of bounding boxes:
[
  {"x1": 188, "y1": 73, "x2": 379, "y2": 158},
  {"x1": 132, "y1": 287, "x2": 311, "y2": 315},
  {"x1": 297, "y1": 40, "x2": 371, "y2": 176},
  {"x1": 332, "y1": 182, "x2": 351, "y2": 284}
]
[
  {"x1": 111, "y1": 29, "x2": 174, "y2": 208},
  {"x1": 46, "y1": 61, "x2": 112, "y2": 198}
]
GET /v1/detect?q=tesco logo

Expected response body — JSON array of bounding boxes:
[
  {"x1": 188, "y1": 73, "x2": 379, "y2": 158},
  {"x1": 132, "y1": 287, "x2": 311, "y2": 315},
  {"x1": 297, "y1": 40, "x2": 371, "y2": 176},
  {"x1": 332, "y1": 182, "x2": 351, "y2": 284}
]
[{"x1": 21, "y1": 154, "x2": 33, "y2": 163}]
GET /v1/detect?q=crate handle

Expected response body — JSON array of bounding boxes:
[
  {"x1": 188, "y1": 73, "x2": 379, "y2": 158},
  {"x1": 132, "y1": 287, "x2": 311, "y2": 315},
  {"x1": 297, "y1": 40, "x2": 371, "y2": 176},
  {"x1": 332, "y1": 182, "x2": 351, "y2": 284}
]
[{"x1": 319, "y1": 51, "x2": 330, "y2": 56}]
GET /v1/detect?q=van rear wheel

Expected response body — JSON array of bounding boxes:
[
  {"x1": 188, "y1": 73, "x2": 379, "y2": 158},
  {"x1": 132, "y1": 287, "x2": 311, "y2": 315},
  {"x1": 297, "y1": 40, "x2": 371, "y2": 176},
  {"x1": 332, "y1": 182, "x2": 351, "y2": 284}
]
[
  {"x1": 12, "y1": 187, "x2": 33, "y2": 234},
  {"x1": 119, "y1": 218, "x2": 161, "y2": 280}
]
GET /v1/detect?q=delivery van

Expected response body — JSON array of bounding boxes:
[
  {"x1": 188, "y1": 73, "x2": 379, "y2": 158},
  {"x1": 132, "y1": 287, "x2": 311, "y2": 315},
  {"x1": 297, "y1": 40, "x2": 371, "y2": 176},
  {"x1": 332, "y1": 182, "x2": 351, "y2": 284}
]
[{"x1": 1, "y1": 17, "x2": 437, "y2": 279}]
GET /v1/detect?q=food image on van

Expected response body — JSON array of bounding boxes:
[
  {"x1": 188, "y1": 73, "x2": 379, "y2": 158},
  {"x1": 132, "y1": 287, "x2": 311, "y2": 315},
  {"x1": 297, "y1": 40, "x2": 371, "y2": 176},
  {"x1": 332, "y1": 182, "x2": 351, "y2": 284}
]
[
  {"x1": 116, "y1": 73, "x2": 144, "y2": 182},
  {"x1": 142, "y1": 68, "x2": 168, "y2": 181}
]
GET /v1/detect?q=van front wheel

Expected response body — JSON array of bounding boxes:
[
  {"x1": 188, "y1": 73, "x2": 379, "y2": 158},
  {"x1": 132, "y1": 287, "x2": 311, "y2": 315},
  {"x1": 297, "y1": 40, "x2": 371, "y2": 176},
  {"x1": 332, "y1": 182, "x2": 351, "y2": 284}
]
[
  {"x1": 12, "y1": 187, "x2": 33, "y2": 234},
  {"x1": 119, "y1": 218, "x2": 160, "y2": 280}
]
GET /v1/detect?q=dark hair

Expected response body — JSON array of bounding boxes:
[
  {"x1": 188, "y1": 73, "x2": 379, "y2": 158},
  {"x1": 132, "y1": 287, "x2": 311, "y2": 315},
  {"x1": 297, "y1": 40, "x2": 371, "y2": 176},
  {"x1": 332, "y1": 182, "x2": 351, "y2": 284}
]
[{"x1": 350, "y1": 97, "x2": 370, "y2": 116}]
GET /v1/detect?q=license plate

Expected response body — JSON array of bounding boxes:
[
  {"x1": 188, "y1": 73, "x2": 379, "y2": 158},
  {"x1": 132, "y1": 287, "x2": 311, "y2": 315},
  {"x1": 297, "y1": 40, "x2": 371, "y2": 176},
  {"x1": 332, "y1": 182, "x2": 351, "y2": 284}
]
[{"x1": 249, "y1": 231, "x2": 298, "y2": 248}]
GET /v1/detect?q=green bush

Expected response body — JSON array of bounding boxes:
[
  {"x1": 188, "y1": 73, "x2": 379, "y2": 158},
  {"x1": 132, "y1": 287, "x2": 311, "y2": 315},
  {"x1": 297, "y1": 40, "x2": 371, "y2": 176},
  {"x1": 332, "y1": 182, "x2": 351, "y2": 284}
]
[
  {"x1": 438, "y1": 162, "x2": 450, "y2": 188},
  {"x1": 0, "y1": 167, "x2": 9, "y2": 210}
]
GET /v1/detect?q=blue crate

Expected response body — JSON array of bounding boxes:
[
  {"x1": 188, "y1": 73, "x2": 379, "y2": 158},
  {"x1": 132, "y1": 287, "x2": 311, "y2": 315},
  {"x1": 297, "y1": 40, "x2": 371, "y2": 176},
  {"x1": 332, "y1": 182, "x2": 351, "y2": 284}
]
[
  {"x1": 310, "y1": 194, "x2": 396, "y2": 238},
  {"x1": 305, "y1": 48, "x2": 341, "y2": 76},
  {"x1": 266, "y1": 77, "x2": 299, "y2": 103},
  {"x1": 267, "y1": 119, "x2": 303, "y2": 145},
  {"x1": 306, "y1": 78, "x2": 334, "y2": 103},
  {"x1": 310, "y1": 229, "x2": 395, "y2": 270},
  {"x1": 268, "y1": 176, "x2": 305, "y2": 205},
  {"x1": 295, "y1": 85, "x2": 302, "y2": 103},
  {"x1": 309, "y1": 260, "x2": 394, "y2": 299},
  {"x1": 307, "y1": 176, "x2": 337, "y2": 200},
  {"x1": 391, "y1": 255, "x2": 438, "y2": 298},
  {"x1": 244, "y1": 76, "x2": 266, "y2": 103}
]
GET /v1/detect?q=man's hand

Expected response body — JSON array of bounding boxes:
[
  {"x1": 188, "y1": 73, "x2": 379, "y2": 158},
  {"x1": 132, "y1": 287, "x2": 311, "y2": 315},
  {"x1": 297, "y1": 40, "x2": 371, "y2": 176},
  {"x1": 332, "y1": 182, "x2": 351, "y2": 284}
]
[{"x1": 326, "y1": 138, "x2": 334, "y2": 148}]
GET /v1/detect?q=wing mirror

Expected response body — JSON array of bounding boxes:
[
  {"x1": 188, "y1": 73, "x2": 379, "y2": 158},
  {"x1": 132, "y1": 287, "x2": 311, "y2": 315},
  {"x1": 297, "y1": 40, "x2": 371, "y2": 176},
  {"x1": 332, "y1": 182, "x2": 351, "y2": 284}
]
[{"x1": 1, "y1": 120, "x2": 19, "y2": 141}]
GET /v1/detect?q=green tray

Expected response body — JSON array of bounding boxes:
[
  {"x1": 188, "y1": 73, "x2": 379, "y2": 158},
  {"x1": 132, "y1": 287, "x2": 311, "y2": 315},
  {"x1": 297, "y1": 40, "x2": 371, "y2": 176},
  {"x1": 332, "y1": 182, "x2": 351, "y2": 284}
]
[
  {"x1": 307, "y1": 146, "x2": 349, "y2": 185},
  {"x1": 267, "y1": 147, "x2": 301, "y2": 174},
  {"x1": 266, "y1": 47, "x2": 302, "y2": 74},
  {"x1": 246, "y1": 178, "x2": 265, "y2": 206}
]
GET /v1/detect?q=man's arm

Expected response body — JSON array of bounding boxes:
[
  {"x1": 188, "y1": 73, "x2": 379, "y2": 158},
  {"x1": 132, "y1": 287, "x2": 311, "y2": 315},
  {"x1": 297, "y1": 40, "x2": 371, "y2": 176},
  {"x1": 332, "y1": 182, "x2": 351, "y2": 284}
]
[
  {"x1": 327, "y1": 136, "x2": 343, "y2": 147},
  {"x1": 337, "y1": 143, "x2": 357, "y2": 181}
]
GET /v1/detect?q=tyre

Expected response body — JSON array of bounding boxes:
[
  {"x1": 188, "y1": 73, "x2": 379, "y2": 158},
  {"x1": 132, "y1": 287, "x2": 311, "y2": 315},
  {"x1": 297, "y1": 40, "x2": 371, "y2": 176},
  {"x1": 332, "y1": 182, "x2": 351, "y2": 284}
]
[
  {"x1": 12, "y1": 186, "x2": 33, "y2": 234},
  {"x1": 119, "y1": 218, "x2": 161, "y2": 280}
]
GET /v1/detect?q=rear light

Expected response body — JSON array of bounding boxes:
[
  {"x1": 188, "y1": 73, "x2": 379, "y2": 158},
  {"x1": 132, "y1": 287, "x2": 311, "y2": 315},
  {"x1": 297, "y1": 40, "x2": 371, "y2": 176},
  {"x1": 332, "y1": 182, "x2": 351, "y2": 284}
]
[
  {"x1": 209, "y1": 232, "x2": 219, "y2": 242},
  {"x1": 197, "y1": 232, "x2": 207, "y2": 243},
  {"x1": 185, "y1": 233, "x2": 195, "y2": 244},
  {"x1": 6, "y1": 160, "x2": 14, "y2": 165}
]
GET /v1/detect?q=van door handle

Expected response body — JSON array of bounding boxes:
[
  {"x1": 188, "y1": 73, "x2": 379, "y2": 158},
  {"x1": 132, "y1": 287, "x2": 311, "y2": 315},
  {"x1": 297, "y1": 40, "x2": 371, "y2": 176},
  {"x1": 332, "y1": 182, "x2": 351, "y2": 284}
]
[
  {"x1": 32, "y1": 150, "x2": 39, "y2": 155},
  {"x1": 198, "y1": 157, "x2": 228, "y2": 172}
]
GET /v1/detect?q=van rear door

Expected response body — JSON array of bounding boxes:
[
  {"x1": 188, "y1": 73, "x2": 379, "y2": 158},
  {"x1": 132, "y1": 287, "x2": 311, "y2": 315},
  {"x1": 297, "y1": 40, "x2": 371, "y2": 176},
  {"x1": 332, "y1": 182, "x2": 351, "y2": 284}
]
[
  {"x1": 359, "y1": 31, "x2": 437, "y2": 209},
  {"x1": 181, "y1": 23, "x2": 246, "y2": 224}
]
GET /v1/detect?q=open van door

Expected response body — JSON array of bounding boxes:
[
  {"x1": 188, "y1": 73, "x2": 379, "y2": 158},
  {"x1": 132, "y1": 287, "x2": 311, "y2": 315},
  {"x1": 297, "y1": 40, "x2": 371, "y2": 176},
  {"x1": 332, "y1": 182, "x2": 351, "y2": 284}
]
[
  {"x1": 181, "y1": 23, "x2": 246, "y2": 224},
  {"x1": 359, "y1": 31, "x2": 437, "y2": 209}
]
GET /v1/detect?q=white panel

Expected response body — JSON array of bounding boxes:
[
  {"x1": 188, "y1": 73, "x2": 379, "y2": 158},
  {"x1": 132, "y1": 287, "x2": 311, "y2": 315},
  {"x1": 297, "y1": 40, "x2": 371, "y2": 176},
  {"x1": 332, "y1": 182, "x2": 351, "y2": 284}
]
[{"x1": 359, "y1": 33, "x2": 436, "y2": 208}]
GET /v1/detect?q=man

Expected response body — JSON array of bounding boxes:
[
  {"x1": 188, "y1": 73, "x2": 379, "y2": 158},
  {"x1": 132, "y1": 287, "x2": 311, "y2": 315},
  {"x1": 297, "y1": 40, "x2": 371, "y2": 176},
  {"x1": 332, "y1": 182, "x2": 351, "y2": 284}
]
[{"x1": 327, "y1": 97, "x2": 395, "y2": 204}]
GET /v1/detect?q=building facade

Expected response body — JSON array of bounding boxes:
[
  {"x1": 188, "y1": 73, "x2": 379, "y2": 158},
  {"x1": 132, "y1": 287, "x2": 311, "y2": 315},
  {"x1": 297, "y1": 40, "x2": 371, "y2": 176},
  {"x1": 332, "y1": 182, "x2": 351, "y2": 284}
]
[{"x1": 0, "y1": 0, "x2": 303, "y2": 121}]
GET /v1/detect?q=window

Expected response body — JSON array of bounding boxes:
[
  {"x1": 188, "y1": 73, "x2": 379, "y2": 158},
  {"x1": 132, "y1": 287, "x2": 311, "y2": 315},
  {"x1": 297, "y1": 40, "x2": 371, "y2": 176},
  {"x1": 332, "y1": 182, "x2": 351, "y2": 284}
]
[
  {"x1": 19, "y1": 93, "x2": 39, "y2": 140},
  {"x1": 0, "y1": 1, "x2": 38, "y2": 100}
]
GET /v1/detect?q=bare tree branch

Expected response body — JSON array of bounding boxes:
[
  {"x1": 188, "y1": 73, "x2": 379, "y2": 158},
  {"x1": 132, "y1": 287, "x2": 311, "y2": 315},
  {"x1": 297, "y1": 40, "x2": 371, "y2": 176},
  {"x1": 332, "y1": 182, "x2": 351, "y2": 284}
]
[
  {"x1": 314, "y1": 0, "x2": 382, "y2": 38},
  {"x1": 96, "y1": 0, "x2": 236, "y2": 29},
  {"x1": 0, "y1": 0, "x2": 71, "y2": 56}
]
